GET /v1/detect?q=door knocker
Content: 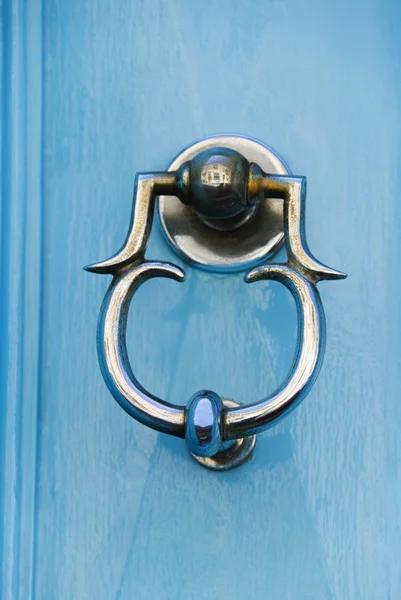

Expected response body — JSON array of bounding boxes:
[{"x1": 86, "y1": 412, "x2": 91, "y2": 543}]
[{"x1": 85, "y1": 135, "x2": 346, "y2": 470}]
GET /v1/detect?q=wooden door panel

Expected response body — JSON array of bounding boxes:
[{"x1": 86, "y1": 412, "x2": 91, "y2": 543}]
[{"x1": 2, "y1": 1, "x2": 400, "y2": 598}]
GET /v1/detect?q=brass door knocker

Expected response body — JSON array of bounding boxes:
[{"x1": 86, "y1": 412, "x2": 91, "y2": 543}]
[{"x1": 85, "y1": 135, "x2": 346, "y2": 470}]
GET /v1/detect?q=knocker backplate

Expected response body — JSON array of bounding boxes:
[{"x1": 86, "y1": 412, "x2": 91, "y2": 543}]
[{"x1": 158, "y1": 135, "x2": 289, "y2": 272}]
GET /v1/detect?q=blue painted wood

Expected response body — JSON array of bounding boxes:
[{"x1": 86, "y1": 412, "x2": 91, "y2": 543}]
[
  {"x1": 1, "y1": 0, "x2": 401, "y2": 598},
  {"x1": 1, "y1": 1, "x2": 43, "y2": 598}
]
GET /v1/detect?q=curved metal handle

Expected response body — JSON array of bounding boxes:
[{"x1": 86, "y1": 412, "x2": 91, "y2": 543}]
[
  {"x1": 85, "y1": 138, "x2": 346, "y2": 470},
  {"x1": 97, "y1": 261, "x2": 186, "y2": 436}
]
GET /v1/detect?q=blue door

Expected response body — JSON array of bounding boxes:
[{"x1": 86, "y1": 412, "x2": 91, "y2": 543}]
[{"x1": 2, "y1": 1, "x2": 400, "y2": 598}]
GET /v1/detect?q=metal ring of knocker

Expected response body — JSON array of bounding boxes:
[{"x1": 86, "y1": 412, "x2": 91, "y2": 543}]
[{"x1": 85, "y1": 135, "x2": 347, "y2": 471}]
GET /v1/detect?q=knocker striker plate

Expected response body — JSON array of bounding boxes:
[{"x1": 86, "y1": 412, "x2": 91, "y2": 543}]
[
  {"x1": 85, "y1": 134, "x2": 347, "y2": 471},
  {"x1": 158, "y1": 135, "x2": 289, "y2": 272},
  {"x1": 189, "y1": 400, "x2": 257, "y2": 471}
]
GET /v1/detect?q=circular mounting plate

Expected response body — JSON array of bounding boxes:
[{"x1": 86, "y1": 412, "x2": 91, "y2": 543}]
[{"x1": 158, "y1": 135, "x2": 289, "y2": 272}]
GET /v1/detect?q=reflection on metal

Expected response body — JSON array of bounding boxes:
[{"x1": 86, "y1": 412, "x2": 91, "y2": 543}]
[
  {"x1": 85, "y1": 135, "x2": 346, "y2": 471},
  {"x1": 158, "y1": 135, "x2": 289, "y2": 268},
  {"x1": 189, "y1": 400, "x2": 257, "y2": 471}
]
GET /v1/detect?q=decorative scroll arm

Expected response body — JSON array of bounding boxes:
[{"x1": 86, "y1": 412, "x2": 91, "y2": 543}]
[
  {"x1": 84, "y1": 172, "x2": 177, "y2": 275},
  {"x1": 257, "y1": 172, "x2": 347, "y2": 282}
]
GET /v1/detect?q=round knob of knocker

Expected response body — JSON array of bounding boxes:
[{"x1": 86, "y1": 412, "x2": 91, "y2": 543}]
[{"x1": 176, "y1": 148, "x2": 265, "y2": 231}]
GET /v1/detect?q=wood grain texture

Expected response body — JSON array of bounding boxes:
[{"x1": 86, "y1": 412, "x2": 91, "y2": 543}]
[
  {"x1": 2, "y1": 0, "x2": 401, "y2": 598},
  {"x1": 1, "y1": 1, "x2": 43, "y2": 598}
]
